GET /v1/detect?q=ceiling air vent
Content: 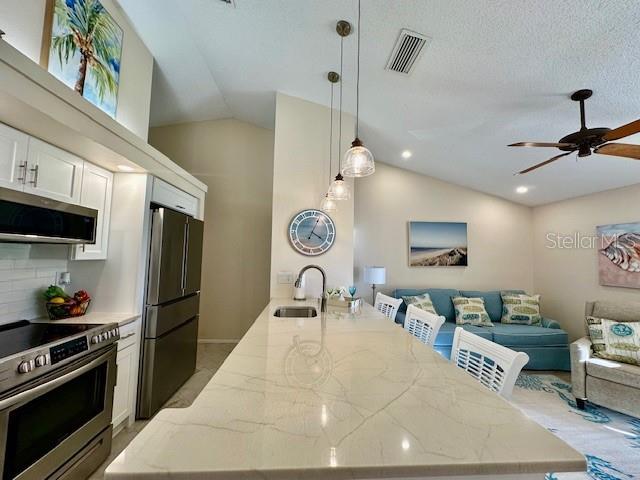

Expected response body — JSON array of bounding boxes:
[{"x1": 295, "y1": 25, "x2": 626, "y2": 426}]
[{"x1": 386, "y1": 29, "x2": 430, "y2": 75}]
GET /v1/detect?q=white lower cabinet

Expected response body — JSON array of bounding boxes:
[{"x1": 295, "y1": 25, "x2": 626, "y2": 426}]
[
  {"x1": 112, "y1": 321, "x2": 140, "y2": 432},
  {"x1": 71, "y1": 162, "x2": 113, "y2": 260}
]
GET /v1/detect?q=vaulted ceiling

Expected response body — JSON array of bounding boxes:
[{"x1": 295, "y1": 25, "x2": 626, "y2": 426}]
[{"x1": 118, "y1": 0, "x2": 640, "y2": 206}]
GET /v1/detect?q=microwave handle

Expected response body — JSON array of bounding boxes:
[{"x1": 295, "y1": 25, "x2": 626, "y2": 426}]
[{"x1": 0, "y1": 347, "x2": 114, "y2": 411}]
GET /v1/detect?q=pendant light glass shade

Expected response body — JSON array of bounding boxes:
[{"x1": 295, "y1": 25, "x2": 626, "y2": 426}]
[
  {"x1": 342, "y1": 138, "x2": 375, "y2": 177},
  {"x1": 320, "y1": 193, "x2": 337, "y2": 212},
  {"x1": 327, "y1": 173, "x2": 350, "y2": 200}
]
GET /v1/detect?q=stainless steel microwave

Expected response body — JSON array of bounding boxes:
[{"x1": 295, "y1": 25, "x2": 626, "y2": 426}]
[{"x1": 0, "y1": 187, "x2": 97, "y2": 244}]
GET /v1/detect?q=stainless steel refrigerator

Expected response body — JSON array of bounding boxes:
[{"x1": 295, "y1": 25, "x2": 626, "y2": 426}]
[{"x1": 137, "y1": 207, "x2": 204, "y2": 419}]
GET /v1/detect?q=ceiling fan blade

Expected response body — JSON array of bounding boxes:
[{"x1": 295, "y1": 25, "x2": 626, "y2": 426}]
[
  {"x1": 602, "y1": 119, "x2": 640, "y2": 141},
  {"x1": 509, "y1": 142, "x2": 576, "y2": 148},
  {"x1": 516, "y1": 151, "x2": 574, "y2": 175},
  {"x1": 594, "y1": 143, "x2": 640, "y2": 160}
]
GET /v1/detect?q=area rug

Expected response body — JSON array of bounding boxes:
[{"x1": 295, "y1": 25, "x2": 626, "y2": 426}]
[{"x1": 512, "y1": 374, "x2": 640, "y2": 480}]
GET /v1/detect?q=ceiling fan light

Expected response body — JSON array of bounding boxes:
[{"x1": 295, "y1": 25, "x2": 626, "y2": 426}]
[
  {"x1": 327, "y1": 173, "x2": 351, "y2": 200},
  {"x1": 342, "y1": 138, "x2": 375, "y2": 177},
  {"x1": 320, "y1": 193, "x2": 337, "y2": 213}
]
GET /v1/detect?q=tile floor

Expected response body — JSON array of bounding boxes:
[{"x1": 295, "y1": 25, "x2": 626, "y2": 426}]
[{"x1": 90, "y1": 343, "x2": 236, "y2": 479}]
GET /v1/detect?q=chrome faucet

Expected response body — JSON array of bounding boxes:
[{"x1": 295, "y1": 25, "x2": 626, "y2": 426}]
[{"x1": 294, "y1": 265, "x2": 327, "y2": 312}]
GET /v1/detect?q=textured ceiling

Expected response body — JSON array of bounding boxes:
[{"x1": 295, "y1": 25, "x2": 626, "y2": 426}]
[{"x1": 118, "y1": 0, "x2": 640, "y2": 206}]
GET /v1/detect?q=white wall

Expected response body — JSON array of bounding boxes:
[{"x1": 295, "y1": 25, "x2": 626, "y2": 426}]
[
  {"x1": 68, "y1": 173, "x2": 151, "y2": 315},
  {"x1": 354, "y1": 162, "x2": 535, "y2": 300},
  {"x1": 532, "y1": 183, "x2": 640, "y2": 341},
  {"x1": 0, "y1": 0, "x2": 153, "y2": 140},
  {"x1": 149, "y1": 119, "x2": 274, "y2": 341},
  {"x1": 0, "y1": 244, "x2": 68, "y2": 323},
  {"x1": 270, "y1": 93, "x2": 356, "y2": 299}
]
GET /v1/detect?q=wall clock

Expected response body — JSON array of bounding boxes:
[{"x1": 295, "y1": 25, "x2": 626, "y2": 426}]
[{"x1": 288, "y1": 209, "x2": 336, "y2": 256}]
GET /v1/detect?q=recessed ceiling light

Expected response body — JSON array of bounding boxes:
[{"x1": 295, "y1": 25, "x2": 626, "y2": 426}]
[
  {"x1": 516, "y1": 186, "x2": 529, "y2": 194},
  {"x1": 117, "y1": 165, "x2": 135, "y2": 172},
  {"x1": 401, "y1": 150, "x2": 412, "y2": 159}
]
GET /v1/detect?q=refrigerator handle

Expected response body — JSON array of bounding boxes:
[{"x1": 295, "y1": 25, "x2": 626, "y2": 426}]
[{"x1": 181, "y1": 221, "x2": 189, "y2": 292}]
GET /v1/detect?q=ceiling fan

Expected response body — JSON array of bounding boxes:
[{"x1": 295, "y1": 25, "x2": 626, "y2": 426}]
[{"x1": 509, "y1": 89, "x2": 640, "y2": 174}]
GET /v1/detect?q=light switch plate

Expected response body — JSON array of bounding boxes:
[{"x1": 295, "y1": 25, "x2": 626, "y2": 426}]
[{"x1": 277, "y1": 271, "x2": 294, "y2": 284}]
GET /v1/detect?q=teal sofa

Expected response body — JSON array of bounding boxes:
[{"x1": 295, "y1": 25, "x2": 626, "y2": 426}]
[{"x1": 393, "y1": 288, "x2": 570, "y2": 371}]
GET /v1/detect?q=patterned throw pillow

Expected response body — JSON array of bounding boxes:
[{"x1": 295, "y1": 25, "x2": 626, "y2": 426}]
[
  {"x1": 452, "y1": 296, "x2": 493, "y2": 326},
  {"x1": 402, "y1": 293, "x2": 437, "y2": 315},
  {"x1": 585, "y1": 316, "x2": 606, "y2": 354},
  {"x1": 591, "y1": 317, "x2": 640, "y2": 366},
  {"x1": 501, "y1": 293, "x2": 542, "y2": 325}
]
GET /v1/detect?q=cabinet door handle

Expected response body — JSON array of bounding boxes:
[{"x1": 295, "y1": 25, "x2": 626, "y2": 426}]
[
  {"x1": 17, "y1": 162, "x2": 28, "y2": 184},
  {"x1": 175, "y1": 204, "x2": 186, "y2": 210},
  {"x1": 29, "y1": 165, "x2": 39, "y2": 187},
  {"x1": 119, "y1": 332, "x2": 136, "y2": 340}
]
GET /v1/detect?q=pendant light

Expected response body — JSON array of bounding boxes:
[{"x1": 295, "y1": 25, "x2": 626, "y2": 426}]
[
  {"x1": 321, "y1": 72, "x2": 339, "y2": 213},
  {"x1": 327, "y1": 21, "x2": 351, "y2": 201},
  {"x1": 342, "y1": 0, "x2": 375, "y2": 177}
]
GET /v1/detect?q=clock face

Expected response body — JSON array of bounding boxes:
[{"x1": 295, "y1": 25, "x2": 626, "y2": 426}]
[{"x1": 288, "y1": 209, "x2": 336, "y2": 256}]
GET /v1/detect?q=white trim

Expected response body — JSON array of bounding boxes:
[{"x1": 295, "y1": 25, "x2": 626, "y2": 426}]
[{"x1": 198, "y1": 338, "x2": 240, "y2": 344}]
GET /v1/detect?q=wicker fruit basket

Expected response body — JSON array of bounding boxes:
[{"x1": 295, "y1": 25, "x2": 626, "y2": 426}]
[
  {"x1": 43, "y1": 285, "x2": 91, "y2": 320},
  {"x1": 45, "y1": 299, "x2": 91, "y2": 320}
]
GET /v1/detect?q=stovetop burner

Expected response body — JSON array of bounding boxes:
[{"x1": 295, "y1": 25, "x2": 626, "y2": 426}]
[{"x1": 0, "y1": 320, "x2": 95, "y2": 359}]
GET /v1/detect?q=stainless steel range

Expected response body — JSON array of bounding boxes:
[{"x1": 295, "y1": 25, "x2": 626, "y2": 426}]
[{"x1": 0, "y1": 320, "x2": 119, "y2": 480}]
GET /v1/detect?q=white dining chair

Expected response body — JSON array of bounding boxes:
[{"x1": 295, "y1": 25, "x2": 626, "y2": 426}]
[
  {"x1": 450, "y1": 327, "x2": 529, "y2": 399},
  {"x1": 404, "y1": 305, "x2": 446, "y2": 347},
  {"x1": 374, "y1": 293, "x2": 403, "y2": 322}
]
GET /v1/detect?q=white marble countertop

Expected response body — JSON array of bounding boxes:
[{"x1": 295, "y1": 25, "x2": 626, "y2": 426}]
[
  {"x1": 105, "y1": 299, "x2": 585, "y2": 479},
  {"x1": 34, "y1": 311, "x2": 140, "y2": 327}
]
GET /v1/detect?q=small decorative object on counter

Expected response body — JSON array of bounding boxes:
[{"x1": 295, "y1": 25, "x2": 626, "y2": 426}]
[
  {"x1": 348, "y1": 286, "x2": 357, "y2": 298},
  {"x1": 43, "y1": 286, "x2": 91, "y2": 320}
]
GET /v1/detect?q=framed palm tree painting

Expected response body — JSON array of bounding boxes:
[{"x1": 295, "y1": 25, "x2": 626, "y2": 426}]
[{"x1": 41, "y1": 0, "x2": 123, "y2": 117}]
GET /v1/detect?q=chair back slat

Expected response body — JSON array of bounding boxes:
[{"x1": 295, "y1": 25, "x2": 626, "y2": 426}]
[
  {"x1": 374, "y1": 293, "x2": 403, "y2": 322},
  {"x1": 404, "y1": 305, "x2": 445, "y2": 347},
  {"x1": 451, "y1": 327, "x2": 529, "y2": 399}
]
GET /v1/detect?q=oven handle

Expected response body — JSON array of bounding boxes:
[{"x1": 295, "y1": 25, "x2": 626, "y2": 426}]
[{"x1": 0, "y1": 347, "x2": 115, "y2": 411}]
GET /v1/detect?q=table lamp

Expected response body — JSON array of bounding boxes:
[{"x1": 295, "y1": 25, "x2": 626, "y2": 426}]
[{"x1": 364, "y1": 266, "x2": 386, "y2": 304}]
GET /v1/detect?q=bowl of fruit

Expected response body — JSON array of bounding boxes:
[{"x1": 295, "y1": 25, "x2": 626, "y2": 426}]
[{"x1": 44, "y1": 286, "x2": 91, "y2": 320}]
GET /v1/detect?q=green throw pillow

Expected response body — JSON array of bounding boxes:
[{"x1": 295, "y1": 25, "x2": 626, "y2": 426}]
[
  {"x1": 402, "y1": 293, "x2": 437, "y2": 315},
  {"x1": 590, "y1": 317, "x2": 640, "y2": 366},
  {"x1": 452, "y1": 296, "x2": 493, "y2": 326},
  {"x1": 501, "y1": 292, "x2": 542, "y2": 325}
]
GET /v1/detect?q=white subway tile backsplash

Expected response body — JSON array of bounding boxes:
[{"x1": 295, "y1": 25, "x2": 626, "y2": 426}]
[{"x1": 0, "y1": 244, "x2": 68, "y2": 324}]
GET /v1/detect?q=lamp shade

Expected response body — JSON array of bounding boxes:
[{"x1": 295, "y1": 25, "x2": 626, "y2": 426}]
[{"x1": 364, "y1": 266, "x2": 386, "y2": 285}]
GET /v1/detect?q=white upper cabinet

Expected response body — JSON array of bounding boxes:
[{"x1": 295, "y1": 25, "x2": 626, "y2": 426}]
[
  {"x1": 25, "y1": 138, "x2": 83, "y2": 204},
  {"x1": 152, "y1": 178, "x2": 198, "y2": 217},
  {"x1": 71, "y1": 162, "x2": 113, "y2": 260},
  {"x1": 0, "y1": 123, "x2": 29, "y2": 192}
]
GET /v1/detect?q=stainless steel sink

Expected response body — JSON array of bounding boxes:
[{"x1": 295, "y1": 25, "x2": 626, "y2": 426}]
[{"x1": 273, "y1": 306, "x2": 318, "y2": 318}]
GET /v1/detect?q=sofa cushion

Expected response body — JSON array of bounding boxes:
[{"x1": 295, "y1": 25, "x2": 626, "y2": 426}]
[
  {"x1": 587, "y1": 357, "x2": 640, "y2": 389},
  {"x1": 401, "y1": 293, "x2": 437, "y2": 315},
  {"x1": 500, "y1": 292, "x2": 542, "y2": 325},
  {"x1": 434, "y1": 322, "x2": 493, "y2": 346},
  {"x1": 395, "y1": 288, "x2": 460, "y2": 322},
  {"x1": 593, "y1": 318, "x2": 640, "y2": 366},
  {"x1": 460, "y1": 290, "x2": 503, "y2": 323},
  {"x1": 452, "y1": 296, "x2": 493, "y2": 326},
  {"x1": 492, "y1": 323, "x2": 568, "y2": 347}
]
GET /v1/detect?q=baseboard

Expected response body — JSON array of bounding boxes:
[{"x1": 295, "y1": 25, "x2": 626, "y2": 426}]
[{"x1": 197, "y1": 338, "x2": 240, "y2": 344}]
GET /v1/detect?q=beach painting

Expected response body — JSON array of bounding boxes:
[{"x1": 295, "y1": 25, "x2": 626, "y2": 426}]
[
  {"x1": 408, "y1": 221, "x2": 468, "y2": 267},
  {"x1": 597, "y1": 222, "x2": 640, "y2": 289},
  {"x1": 42, "y1": 0, "x2": 123, "y2": 117}
]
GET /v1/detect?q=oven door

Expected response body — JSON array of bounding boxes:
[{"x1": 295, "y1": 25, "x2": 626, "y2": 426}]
[{"x1": 0, "y1": 345, "x2": 116, "y2": 480}]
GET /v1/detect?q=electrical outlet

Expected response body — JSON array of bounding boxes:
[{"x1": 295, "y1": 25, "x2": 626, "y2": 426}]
[
  {"x1": 277, "y1": 271, "x2": 294, "y2": 284},
  {"x1": 57, "y1": 271, "x2": 71, "y2": 286}
]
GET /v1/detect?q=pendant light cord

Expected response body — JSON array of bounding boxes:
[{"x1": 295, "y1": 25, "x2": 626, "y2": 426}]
[
  {"x1": 329, "y1": 82, "x2": 334, "y2": 183},
  {"x1": 338, "y1": 35, "x2": 344, "y2": 170},
  {"x1": 355, "y1": 0, "x2": 361, "y2": 137}
]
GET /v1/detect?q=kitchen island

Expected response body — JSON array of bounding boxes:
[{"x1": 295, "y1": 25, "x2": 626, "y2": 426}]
[{"x1": 105, "y1": 299, "x2": 585, "y2": 479}]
